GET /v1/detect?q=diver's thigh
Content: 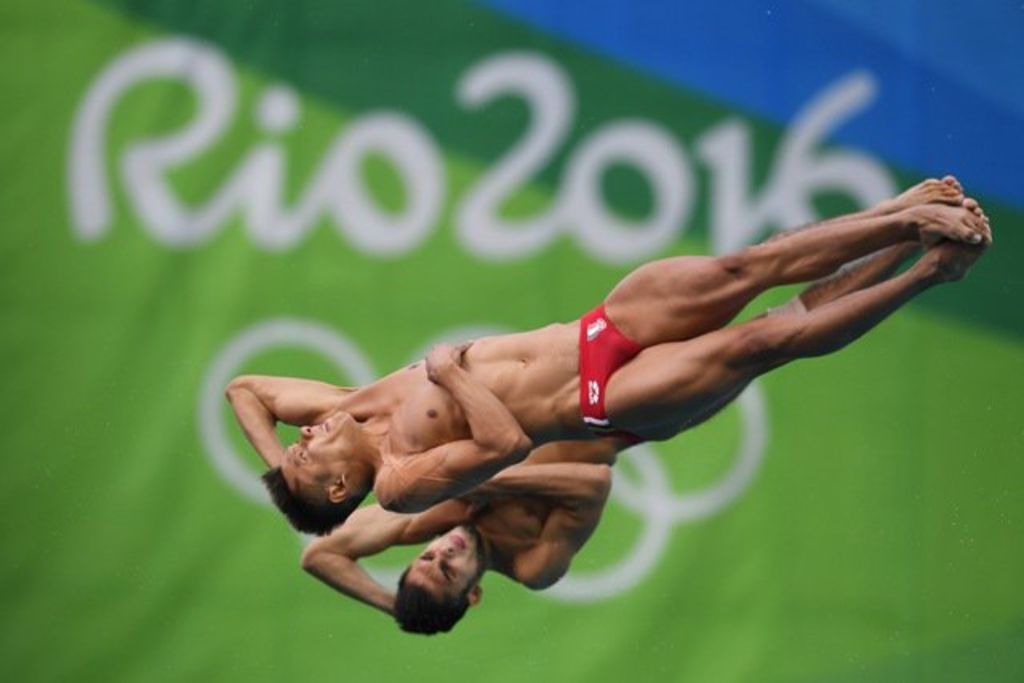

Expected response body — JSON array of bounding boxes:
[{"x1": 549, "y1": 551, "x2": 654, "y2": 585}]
[{"x1": 604, "y1": 254, "x2": 761, "y2": 346}]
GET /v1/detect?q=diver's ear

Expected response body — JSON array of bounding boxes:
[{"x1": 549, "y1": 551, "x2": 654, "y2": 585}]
[
  {"x1": 328, "y1": 466, "x2": 370, "y2": 503},
  {"x1": 467, "y1": 583, "x2": 483, "y2": 607},
  {"x1": 326, "y1": 478, "x2": 347, "y2": 504}
]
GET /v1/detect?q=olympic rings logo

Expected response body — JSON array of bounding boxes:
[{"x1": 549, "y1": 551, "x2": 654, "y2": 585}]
[{"x1": 198, "y1": 318, "x2": 768, "y2": 603}]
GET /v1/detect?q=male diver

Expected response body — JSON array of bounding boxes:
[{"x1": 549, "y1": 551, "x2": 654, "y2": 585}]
[
  {"x1": 226, "y1": 177, "x2": 991, "y2": 534},
  {"x1": 301, "y1": 440, "x2": 618, "y2": 634}
]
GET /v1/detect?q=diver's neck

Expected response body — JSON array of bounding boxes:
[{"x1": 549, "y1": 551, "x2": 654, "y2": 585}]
[
  {"x1": 337, "y1": 373, "x2": 406, "y2": 421},
  {"x1": 353, "y1": 422, "x2": 395, "y2": 478},
  {"x1": 472, "y1": 524, "x2": 495, "y2": 570}
]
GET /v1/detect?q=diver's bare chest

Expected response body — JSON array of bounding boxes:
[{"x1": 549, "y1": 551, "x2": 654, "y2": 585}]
[
  {"x1": 477, "y1": 504, "x2": 550, "y2": 574},
  {"x1": 389, "y1": 378, "x2": 468, "y2": 452},
  {"x1": 478, "y1": 501, "x2": 548, "y2": 542}
]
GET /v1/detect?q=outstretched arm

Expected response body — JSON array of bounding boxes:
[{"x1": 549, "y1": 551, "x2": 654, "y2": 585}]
[
  {"x1": 373, "y1": 345, "x2": 533, "y2": 512},
  {"x1": 301, "y1": 499, "x2": 473, "y2": 616},
  {"x1": 225, "y1": 375, "x2": 352, "y2": 468}
]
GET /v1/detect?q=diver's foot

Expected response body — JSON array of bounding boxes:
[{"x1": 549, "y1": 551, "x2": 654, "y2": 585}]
[
  {"x1": 904, "y1": 200, "x2": 988, "y2": 246},
  {"x1": 961, "y1": 197, "x2": 993, "y2": 245},
  {"x1": 919, "y1": 239, "x2": 987, "y2": 283},
  {"x1": 880, "y1": 176, "x2": 964, "y2": 214}
]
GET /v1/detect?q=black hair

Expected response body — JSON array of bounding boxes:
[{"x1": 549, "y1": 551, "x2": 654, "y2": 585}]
[
  {"x1": 393, "y1": 525, "x2": 487, "y2": 635},
  {"x1": 261, "y1": 466, "x2": 366, "y2": 535},
  {"x1": 393, "y1": 568, "x2": 473, "y2": 635}
]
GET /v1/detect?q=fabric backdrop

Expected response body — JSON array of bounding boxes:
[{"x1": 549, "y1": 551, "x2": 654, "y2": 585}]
[{"x1": 2, "y1": 1, "x2": 1022, "y2": 681}]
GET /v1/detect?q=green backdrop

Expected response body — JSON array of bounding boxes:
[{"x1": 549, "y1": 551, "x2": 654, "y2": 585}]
[{"x1": 2, "y1": 1, "x2": 1022, "y2": 681}]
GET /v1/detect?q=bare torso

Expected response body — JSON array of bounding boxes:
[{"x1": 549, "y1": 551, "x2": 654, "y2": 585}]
[
  {"x1": 338, "y1": 322, "x2": 588, "y2": 465},
  {"x1": 460, "y1": 324, "x2": 584, "y2": 441},
  {"x1": 471, "y1": 497, "x2": 553, "y2": 581},
  {"x1": 465, "y1": 440, "x2": 616, "y2": 582}
]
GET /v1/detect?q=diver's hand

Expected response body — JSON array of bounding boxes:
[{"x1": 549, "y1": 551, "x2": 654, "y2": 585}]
[{"x1": 425, "y1": 343, "x2": 460, "y2": 384}]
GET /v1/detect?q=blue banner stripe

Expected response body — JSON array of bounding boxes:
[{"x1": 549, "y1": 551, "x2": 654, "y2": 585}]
[{"x1": 475, "y1": 0, "x2": 1024, "y2": 209}]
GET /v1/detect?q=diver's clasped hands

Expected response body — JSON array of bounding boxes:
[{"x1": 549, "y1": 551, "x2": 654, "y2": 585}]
[{"x1": 425, "y1": 342, "x2": 473, "y2": 384}]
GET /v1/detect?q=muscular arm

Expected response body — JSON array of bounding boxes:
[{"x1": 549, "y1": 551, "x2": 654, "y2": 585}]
[
  {"x1": 300, "y1": 499, "x2": 473, "y2": 616},
  {"x1": 224, "y1": 375, "x2": 351, "y2": 468},
  {"x1": 506, "y1": 464, "x2": 613, "y2": 589},
  {"x1": 520, "y1": 438, "x2": 621, "y2": 466},
  {"x1": 304, "y1": 459, "x2": 614, "y2": 608},
  {"x1": 471, "y1": 463, "x2": 613, "y2": 508},
  {"x1": 374, "y1": 346, "x2": 533, "y2": 512},
  {"x1": 429, "y1": 346, "x2": 533, "y2": 464}
]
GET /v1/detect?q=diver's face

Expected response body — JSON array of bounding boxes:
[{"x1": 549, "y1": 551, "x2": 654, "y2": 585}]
[
  {"x1": 280, "y1": 411, "x2": 362, "y2": 500},
  {"x1": 404, "y1": 527, "x2": 484, "y2": 600}
]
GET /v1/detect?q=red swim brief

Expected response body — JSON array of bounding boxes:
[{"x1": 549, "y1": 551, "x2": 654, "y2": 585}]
[{"x1": 578, "y1": 304, "x2": 645, "y2": 445}]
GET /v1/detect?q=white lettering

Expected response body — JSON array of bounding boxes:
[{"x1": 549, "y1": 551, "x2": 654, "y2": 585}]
[
  {"x1": 69, "y1": 38, "x2": 236, "y2": 244},
  {"x1": 565, "y1": 119, "x2": 693, "y2": 263},
  {"x1": 456, "y1": 52, "x2": 572, "y2": 259},
  {"x1": 70, "y1": 41, "x2": 895, "y2": 263},
  {"x1": 698, "y1": 72, "x2": 895, "y2": 254},
  {"x1": 71, "y1": 38, "x2": 444, "y2": 254}
]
